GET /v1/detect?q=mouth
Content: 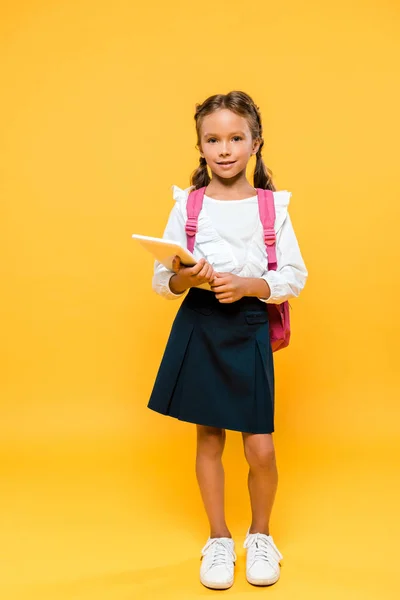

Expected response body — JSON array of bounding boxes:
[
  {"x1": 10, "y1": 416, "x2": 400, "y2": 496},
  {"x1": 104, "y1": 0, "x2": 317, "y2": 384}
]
[{"x1": 217, "y1": 161, "x2": 236, "y2": 167}]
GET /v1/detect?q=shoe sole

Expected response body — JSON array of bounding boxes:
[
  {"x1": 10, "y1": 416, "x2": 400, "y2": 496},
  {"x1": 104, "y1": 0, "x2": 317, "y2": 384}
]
[
  {"x1": 200, "y1": 578, "x2": 234, "y2": 590},
  {"x1": 246, "y1": 574, "x2": 280, "y2": 586}
]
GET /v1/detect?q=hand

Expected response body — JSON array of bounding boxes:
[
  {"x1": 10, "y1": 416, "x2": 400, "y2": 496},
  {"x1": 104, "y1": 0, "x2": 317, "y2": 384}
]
[
  {"x1": 210, "y1": 272, "x2": 247, "y2": 303},
  {"x1": 170, "y1": 256, "x2": 216, "y2": 292}
]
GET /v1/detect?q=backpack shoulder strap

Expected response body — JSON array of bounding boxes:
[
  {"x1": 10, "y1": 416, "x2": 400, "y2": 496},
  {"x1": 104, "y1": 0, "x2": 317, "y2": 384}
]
[
  {"x1": 186, "y1": 186, "x2": 206, "y2": 253},
  {"x1": 257, "y1": 188, "x2": 277, "y2": 271}
]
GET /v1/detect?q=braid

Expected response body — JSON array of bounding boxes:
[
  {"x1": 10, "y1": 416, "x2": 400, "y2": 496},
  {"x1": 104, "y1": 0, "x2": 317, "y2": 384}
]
[
  {"x1": 190, "y1": 103, "x2": 211, "y2": 188},
  {"x1": 251, "y1": 102, "x2": 276, "y2": 191},
  {"x1": 191, "y1": 155, "x2": 210, "y2": 189}
]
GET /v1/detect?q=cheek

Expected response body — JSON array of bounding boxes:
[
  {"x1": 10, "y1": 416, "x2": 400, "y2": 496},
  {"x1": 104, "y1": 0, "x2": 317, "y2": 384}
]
[{"x1": 238, "y1": 146, "x2": 252, "y2": 160}]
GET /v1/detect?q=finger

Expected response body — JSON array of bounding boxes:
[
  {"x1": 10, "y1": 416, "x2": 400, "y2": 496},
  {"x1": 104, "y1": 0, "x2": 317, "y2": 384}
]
[
  {"x1": 214, "y1": 275, "x2": 231, "y2": 285},
  {"x1": 201, "y1": 265, "x2": 211, "y2": 281},
  {"x1": 190, "y1": 258, "x2": 206, "y2": 276},
  {"x1": 209, "y1": 272, "x2": 218, "y2": 284},
  {"x1": 217, "y1": 296, "x2": 233, "y2": 303},
  {"x1": 210, "y1": 279, "x2": 230, "y2": 290},
  {"x1": 198, "y1": 262, "x2": 212, "y2": 279},
  {"x1": 215, "y1": 292, "x2": 231, "y2": 300},
  {"x1": 172, "y1": 255, "x2": 181, "y2": 273},
  {"x1": 211, "y1": 284, "x2": 230, "y2": 293},
  {"x1": 197, "y1": 266, "x2": 208, "y2": 280},
  {"x1": 204, "y1": 264, "x2": 214, "y2": 281},
  {"x1": 210, "y1": 277, "x2": 225, "y2": 288}
]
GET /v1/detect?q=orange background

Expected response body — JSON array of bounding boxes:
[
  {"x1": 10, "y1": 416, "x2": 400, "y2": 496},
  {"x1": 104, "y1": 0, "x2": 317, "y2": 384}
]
[{"x1": 1, "y1": 1, "x2": 399, "y2": 598}]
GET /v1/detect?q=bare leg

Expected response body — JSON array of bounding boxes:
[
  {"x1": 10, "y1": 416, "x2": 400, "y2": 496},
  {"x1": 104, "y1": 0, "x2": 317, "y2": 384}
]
[
  {"x1": 196, "y1": 425, "x2": 231, "y2": 539},
  {"x1": 242, "y1": 433, "x2": 278, "y2": 535}
]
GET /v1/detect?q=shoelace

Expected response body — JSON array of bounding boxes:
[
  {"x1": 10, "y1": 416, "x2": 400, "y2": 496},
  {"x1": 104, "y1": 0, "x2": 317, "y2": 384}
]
[
  {"x1": 201, "y1": 538, "x2": 237, "y2": 569},
  {"x1": 243, "y1": 533, "x2": 282, "y2": 567}
]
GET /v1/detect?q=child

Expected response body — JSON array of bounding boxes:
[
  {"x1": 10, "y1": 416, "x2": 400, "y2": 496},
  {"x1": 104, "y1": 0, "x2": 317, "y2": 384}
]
[{"x1": 147, "y1": 91, "x2": 308, "y2": 590}]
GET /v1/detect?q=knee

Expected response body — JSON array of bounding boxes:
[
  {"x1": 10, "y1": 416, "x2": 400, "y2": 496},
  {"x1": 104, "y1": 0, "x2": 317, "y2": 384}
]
[
  {"x1": 196, "y1": 425, "x2": 226, "y2": 458},
  {"x1": 244, "y1": 439, "x2": 276, "y2": 470}
]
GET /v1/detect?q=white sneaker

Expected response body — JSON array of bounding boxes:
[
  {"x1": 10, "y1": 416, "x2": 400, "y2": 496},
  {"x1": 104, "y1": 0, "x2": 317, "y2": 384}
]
[
  {"x1": 200, "y1": 537, "x2": 236, "y2": 590},
  {"x1": 244, "y1": 530, "x2": 283, "y2": 586}
]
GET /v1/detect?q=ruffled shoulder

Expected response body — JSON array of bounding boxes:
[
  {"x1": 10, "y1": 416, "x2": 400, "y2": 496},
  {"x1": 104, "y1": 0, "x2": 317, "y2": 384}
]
[
  {"x1": 171, "y1": 184, "x2": 195, "y2": 204},
  {"x1": 273, "y1": 190, "x2": 292, "y2": 232}
]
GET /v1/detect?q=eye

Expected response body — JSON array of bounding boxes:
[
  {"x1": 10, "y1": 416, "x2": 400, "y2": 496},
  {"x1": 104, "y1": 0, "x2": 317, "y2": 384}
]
[
  {"x1": 232, "y1": 136, "x2": 242, "y2": 141},
  {"x1": 207, "y1": 138, "x2": 217, "y2": 143}
]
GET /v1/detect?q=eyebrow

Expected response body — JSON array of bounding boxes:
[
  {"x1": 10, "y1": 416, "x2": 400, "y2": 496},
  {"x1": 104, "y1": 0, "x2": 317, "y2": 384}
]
[{"x1": 203, "y1": 131, "x2": 247, "y2": 137}]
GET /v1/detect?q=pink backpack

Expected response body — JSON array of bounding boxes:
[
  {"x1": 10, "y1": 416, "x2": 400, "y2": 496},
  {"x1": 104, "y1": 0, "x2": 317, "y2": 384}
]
[{"x1": 185, "y1": 187, "x2": 291, "y2": 352}]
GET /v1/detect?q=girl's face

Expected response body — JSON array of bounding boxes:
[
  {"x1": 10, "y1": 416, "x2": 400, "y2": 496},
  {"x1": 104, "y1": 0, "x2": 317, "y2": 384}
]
[{"x1": 198, "y1": 108, "x2": 260, "y2": 180}]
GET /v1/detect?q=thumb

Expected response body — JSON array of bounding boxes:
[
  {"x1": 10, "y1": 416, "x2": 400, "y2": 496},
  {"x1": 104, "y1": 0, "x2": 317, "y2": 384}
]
[{"x1": 172, "y1": 255, "x2": 181, "y2": 273}]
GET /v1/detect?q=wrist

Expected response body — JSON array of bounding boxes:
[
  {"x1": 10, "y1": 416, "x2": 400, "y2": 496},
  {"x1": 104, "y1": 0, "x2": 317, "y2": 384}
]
[
  {"x1": 243, "y1": 277, "x2": 271, "y2": 299},
  {"x1": 241, "y1": 277, "x2": 252, "y2": 297},
  {"x1": 169, "y1": 272, "x2": 189, "y2": 294}
]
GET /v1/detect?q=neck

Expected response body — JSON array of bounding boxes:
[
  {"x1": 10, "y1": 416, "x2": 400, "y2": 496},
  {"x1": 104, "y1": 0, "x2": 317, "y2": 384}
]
[{"x1": 205, "y1": 171, "x2": 256, "y2": 200}]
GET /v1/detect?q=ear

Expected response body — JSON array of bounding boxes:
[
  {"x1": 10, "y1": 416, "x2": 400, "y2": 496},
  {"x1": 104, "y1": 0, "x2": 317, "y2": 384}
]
[
  {"x1": 197, "y1": 143, "x2": 205, "y2": 158},
  {"x1": 252, "y1": 138, "x2": 261, "y2": 155}
]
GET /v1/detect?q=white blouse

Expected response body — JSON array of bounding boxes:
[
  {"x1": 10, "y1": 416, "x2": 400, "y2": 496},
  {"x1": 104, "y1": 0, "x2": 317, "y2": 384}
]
[{"x1": 152, "y1": 185, "x2": 308, "y2": 304}]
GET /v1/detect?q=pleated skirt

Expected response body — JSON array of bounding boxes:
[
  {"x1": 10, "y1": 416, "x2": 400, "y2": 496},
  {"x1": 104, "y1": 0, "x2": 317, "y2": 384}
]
[{"x1": 147, "y1": 287, "x2": 275, "y2": 434}]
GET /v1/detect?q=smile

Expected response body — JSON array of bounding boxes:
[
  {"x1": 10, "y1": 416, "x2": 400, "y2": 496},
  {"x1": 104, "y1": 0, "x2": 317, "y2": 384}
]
[{"x1": 217, "y1": 161, "x2": 236, "y2": 168}]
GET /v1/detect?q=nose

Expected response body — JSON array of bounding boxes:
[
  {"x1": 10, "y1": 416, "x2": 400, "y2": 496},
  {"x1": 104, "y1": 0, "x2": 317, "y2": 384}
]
[{"x1": 219, "y1": 141, "x2": 231, "y2": 157}]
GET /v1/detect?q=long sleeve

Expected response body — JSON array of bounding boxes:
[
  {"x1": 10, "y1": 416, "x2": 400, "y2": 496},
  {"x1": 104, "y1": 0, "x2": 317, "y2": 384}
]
[
  {"x1": 259, "y1": 212, "x2": 308, "y2": 305},
  {"x1": 152, "y1": 199, "x2": 188, "y2": 300}
]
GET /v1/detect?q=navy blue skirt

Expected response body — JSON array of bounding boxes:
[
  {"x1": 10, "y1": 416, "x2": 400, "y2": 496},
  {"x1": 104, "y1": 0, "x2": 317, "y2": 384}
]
[{"x1": 147, "y1": 287, "x2": 275, "y2": 434}]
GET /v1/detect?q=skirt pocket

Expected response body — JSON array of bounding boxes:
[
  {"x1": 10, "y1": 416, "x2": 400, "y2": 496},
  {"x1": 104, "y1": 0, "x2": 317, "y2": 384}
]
[{"x1": 244, "y1": 309, "x2": 269, "y2": 325}]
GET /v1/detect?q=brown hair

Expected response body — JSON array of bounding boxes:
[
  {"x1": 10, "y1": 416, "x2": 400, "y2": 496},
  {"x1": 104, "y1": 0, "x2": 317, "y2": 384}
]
[{"x1": 190, "y1": 90, "x2": 276, "y2": 191}]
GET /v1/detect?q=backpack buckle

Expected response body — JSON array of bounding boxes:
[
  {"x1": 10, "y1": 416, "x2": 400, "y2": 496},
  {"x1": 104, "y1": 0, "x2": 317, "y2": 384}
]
[
  {"x1": 264, "y1": 227, "x2": 276, "y2": 246},
  {"x1": 186, "y1": 217, "x2": 198, "y2": 237}
]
